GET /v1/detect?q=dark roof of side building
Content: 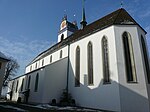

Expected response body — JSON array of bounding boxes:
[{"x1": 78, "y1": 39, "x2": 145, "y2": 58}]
[
  {"x1": 28, "y1": 8, "x2": 146, "y2": 65},
  {"x1": 0, "y1": 52, "x2": 10, "y2": 61}
]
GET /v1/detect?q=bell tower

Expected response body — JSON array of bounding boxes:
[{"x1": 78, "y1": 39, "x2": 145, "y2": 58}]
[{"x1": 58, "y1": 15, "x2": 78, "y2": 43}]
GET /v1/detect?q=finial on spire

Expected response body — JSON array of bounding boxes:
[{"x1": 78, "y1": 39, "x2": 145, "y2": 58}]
[
  {"x1": 120, "y1": 1, "x2": 123, "y2": 8},
  {"x1": 62, "y1": 10, "x2": 67, "y2": 21},
  {"x1": 80, "y1": 0, "x2": 87, "y2": 29},
  {"x1": 62, "y1": 14, "x2": 67, "y2": 21}
]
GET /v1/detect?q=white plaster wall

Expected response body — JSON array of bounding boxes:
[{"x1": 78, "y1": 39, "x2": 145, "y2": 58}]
[
  {"x1": 58, "y1": 30, "x2": 67, "y2": 42},
  {"x1": 137, "y1": 26, "x2": 150, "y2": 111},
  {"x1": 58, "y1": 30, "x2": 73, "y2": 42},
  {"x1": 7, "y1": 80, "x2": 13, "y2": 99},
  {"x1": 41, "y1": 57, "x2": 68, "y2": 103},
  {"x1": 27, "y1": 68, "x2": 46, "y2": 103},
  {"x1": 137, "y1": 26, "x2": 150, "y2": 110},
  {"x1": 25, "y1": 65, "x2": 30, "y2": 73},
  {"x1": 11, "y1": 57, "x2": 68, "y2": 104},
  {"x1": 11, "y1": 75, "x2": 26, "y2": 102},
  {"x1": 10, "y1": 68, "x2": 45, "y2": 103},
  {"x1": 68, "y1": 26, "x2": 120, "y2": 111},
  {"x1": 25, "y1": 46, "x2": 68, "y2": 74},
  {"x1": 114, "y1": 25, "x2": 150, "y2": 112}
]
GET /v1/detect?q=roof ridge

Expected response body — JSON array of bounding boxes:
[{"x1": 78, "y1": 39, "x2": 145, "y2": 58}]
[
  {"x1": 113, "y1": 8, "x2": 123, "y2": 24},
  {"x1": 123, "y1": 9, "x2": 138, "y2": 24},
  {"x1": 83, "y1": 8, "x2": 121, "y2": 28}
]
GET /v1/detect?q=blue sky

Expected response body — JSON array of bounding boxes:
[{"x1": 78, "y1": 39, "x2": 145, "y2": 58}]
[{"x1": 0, "y1": 0, "x2": 150, "y2": 76}]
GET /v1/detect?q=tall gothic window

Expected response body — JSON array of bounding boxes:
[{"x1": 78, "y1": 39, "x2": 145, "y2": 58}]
[
  {"x1": 11, "y1": 81, "x2": 14, "y2": 100},
  {"x1": 21, "y1": 78, "x2": 24, "y2": 91},
  {"x1": 42, "y1": 59, "x2": 44, "y2": 66},
  {"x1": 122, "y1": 32, "x2": 137, "y2": 82},
  {"x1": 35, "y1": 63, "x2": 37, "y2": 69},
  {"x1": 60, "y1": 50, "x2": 63, "y2": 59},
  {"x1": 102, "y1": 36, "x2": 110, "y2": 83},
  {"x1": 34, "y1": 73, "x2": 39, "y2": 92},
  {"x1": 75, "y1": 46, "x2": 80, "y2": 87},
  {"x1": 50, "y1": 55, "x2": 52, "y2": 63},
  {"x1": 27, "y1": 76, "x2": 31, "y2": 89},
  {"x1": 88, "y1": 42, "x2": 93, "y2": 85},
  {"x1": 30, "y1": 65, "x2": 32, "y2": 71},
  {"x1": 12, "y1": 81, "x2": 14, "y2": 92},
  {"x1": 0, "y1": 62, "x2": 2, "y2": 69},
  {"x1": 16, "y1": 80, "x2": 18, "y2": 93},
  {"x1": 141, "y1": 35, "x2": 150, "y2": 83}
]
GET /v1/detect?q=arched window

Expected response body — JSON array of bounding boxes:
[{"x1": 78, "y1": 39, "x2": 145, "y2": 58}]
[
  {"x1": 35, "y1": 63, "x2": 37, "y2": 69},
  {"x1": 0, "y1": 62, "x2": 2, "y2": 69},
  {"x1": 11, "y1": 81, "x2": 14, "y2": 100},
  {"x1": 21, "y1": 78, "x2": 24, "y2": 91},
  {"x1": 34, "y1": 73, "x2": 39, "y2": 92},
  {"x1": 141, "y1": 35, "x2": 150, "y2": 83},
  {"x1": 102, "y1": 36, "x2": 110, "y2": 83},
  {"x1": 27, "y1": 76, "x2": 31, "y2": 89},
  {"x1": 30, "y1": 65, "x2": 32, "y2": 71},
  {"x1": 42, "y1": 59, "x2": 44, "y2": 66},
  {"x1": 122, "y1": 32, "x2": 137, "y2": 82},
  {"x1": 88, "y1": 42, "x2": 93, "y2": 85},
  {"x1": 50, "y1": 55, "x2": 52, "y2": 63},
  {"x1": 60, "y1": 50, "x2": 63, "y2": 59},
  {"x1": 16, "y1": 80, "x2": 18, "y2": 93},
  {"x1": 61, "y1": 34, "x2": 64, "y2": 41},
  {"x1": 11, "y1": 81, "x2": 14, "y2": 92},
  {"x1": 75, "y1": 46, "x2": 80, "y2": 87}
]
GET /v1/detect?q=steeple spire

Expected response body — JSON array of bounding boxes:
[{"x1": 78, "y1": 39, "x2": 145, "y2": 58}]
[{"x1": 80, "y1": 0, "x2": 87, "y2": 29}]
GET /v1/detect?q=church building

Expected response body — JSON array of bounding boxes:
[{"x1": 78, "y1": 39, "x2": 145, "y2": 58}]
[{"x1": 7, "y1": 7, "x2": 150, "y2": 112}]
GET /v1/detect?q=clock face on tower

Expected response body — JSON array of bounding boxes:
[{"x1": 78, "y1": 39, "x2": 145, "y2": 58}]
[{"x1": 61, "y1": 20, "x2": 66, "y2": 30}]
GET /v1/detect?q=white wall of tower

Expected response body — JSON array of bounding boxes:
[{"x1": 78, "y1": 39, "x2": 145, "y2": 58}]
[{"x1": 58, "y1": 30, "x2": 73, "y2": 43}]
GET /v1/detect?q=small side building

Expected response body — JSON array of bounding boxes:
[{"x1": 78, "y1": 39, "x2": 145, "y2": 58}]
[{"x1": 0, "y1": 52, "x2": 9, "y2": 97}]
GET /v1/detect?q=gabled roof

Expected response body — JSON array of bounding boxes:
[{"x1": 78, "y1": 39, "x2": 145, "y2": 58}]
[
  {"x1": 28, "y1": 8, "x2": 146, "y2": 65},
  {"x1": 0, "y1": 52, "x2": 9, "y2": 61}
]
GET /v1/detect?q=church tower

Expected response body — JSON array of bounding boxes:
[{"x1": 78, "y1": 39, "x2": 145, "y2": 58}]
[{"x1": 58, "y1": 15, "x2": 78, "y2": 43}]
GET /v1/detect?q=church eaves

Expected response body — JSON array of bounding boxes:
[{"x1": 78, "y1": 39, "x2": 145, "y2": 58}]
[{"x1": 29, "y1": 8, "x2": 146, "y2": 65}]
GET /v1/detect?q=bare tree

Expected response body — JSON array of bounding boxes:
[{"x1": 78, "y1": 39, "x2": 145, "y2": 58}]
[{"x1": 3, "y1": 57, "x2": 20, "y2": 87}]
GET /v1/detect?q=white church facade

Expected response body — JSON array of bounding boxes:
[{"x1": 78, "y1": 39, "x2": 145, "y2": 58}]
[{"x1": 7, "y1": 8, "x2": 150, "y2": 112}]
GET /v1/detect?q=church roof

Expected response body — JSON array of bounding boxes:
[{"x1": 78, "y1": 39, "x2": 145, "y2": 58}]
[
  {"x1": 67, "y1": 21, "x2": 78, "y2": 30},
  {"x1": 29, "y1": 8, "x2": 146, "y2": 65},
  {"x1": 0, "y1": 52, "x2": 9, "y2": 61}
]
